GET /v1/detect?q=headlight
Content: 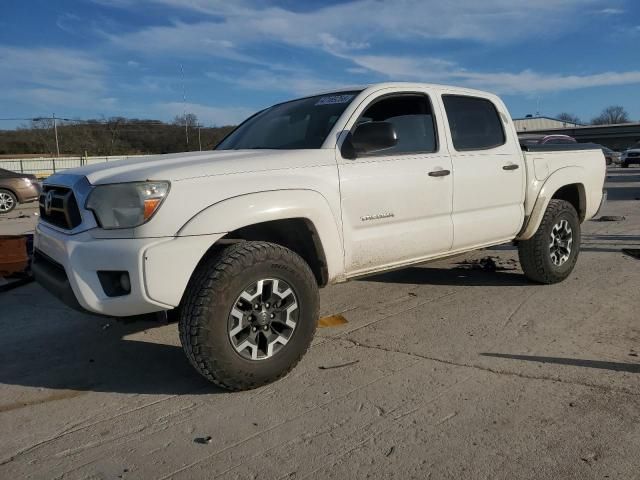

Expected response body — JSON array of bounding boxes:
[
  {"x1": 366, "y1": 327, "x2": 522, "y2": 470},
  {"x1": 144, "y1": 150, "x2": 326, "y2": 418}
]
[
  {"x1": 22, "y1": 178, "x2": 32, "y2": 186},
  {"x1": 86, "y1": 181, "x2": 169, "y2": 229}
]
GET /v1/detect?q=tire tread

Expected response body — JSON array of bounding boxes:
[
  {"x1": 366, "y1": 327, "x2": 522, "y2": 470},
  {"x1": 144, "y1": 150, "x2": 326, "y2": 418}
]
[
  {"x1": 178, "y1": 241, "x2": 318, "y2": 391},
  {"x1": 518, "y1": 199, "x2": 580, "y2": 284}
]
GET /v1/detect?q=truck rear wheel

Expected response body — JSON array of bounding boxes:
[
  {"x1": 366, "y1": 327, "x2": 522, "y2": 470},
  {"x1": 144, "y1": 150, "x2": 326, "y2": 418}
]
[
  {"x1": 179, "y1": 241, "x2": 319, "y2": 391},
  {"x1": 518, "y1": 199, "x2": 581, "y2": 284}
]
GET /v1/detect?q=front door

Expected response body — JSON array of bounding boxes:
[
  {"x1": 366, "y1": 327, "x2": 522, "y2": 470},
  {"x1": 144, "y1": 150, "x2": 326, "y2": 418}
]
[{"x1": 338, "y1": 92, "x2": 454, "y2": 276}]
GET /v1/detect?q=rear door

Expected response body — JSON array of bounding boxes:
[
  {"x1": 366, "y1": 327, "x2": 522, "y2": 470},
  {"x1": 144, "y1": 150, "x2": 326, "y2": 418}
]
[
  {"x1": 338, "y1": 90, "x2": 453, "y2": 275},
  {"x1": 440, "y1": 93, "x2": 525, "y2": 250}
]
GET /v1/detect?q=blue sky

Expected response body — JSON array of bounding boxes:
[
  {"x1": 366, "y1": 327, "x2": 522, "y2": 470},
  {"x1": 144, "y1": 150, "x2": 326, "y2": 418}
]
[{"x1": 1, "y1": 0, "x2": 640, "y2": 128}]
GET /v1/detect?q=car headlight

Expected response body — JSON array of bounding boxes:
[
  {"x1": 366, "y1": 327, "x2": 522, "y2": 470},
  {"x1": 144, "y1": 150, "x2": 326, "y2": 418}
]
[
  {"x1": 86, "y1": 181, "x2": 170, "y2": 229},
  {"x1": 22, "y1": 178, "x2": 32, "y2": 186}
]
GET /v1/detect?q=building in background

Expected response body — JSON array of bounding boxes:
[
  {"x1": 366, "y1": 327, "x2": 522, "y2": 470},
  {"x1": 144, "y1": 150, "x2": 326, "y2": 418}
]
[
  {"x1": 516, "y1": 122, "x2": 640, "y2": 151},
  {"x1": 513, "y1": 116, "x2": 583, "y2": 132}
]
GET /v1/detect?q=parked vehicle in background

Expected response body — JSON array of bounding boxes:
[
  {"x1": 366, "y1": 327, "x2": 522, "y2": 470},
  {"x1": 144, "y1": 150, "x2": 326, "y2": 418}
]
[
  {"x1": 0, "y1": 168, "x2": 40, "y2": 214},
  {"x1": 621, "y1": 148, "x2": 640, "y2": 168},
  {"x1": 518, "y1": 133, "x2": 577, "y2": 146},
  {"x1": 598, "y1": 146, "x2": 621, "y2": 166},
  {"x1": 33, "y1": 83, "x2": 606, "y2": 390}
]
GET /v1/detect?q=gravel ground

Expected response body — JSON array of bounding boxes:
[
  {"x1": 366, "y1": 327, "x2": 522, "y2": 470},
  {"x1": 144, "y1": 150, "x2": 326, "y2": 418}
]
[
  {"x1": 1, "y1": 167, "x2": 639, "y2": 479},
  {"x1": 0, "y1": 203, "x2": 39, "y2": 236}
]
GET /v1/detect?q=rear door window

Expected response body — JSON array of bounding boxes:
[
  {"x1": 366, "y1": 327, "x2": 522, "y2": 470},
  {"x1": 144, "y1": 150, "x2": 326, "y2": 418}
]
[{"x1": 442, "y1": 95, "x2": 505, "y2": 151}]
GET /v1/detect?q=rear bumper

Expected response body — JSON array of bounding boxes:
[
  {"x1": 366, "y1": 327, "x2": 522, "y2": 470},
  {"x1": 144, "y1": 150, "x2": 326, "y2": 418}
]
[
  {"x1": 33, "y1": 223, "x2": 224, "y2": 317},
  {"x1": 15, "y1": 184, "x2": 40, "y2": 203}
]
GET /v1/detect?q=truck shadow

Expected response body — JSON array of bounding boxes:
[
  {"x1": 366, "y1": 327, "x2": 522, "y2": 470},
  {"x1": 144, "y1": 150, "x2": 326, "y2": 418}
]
[
  {"x1": 362, "y1": 266, "x2": 529, "y2": 287},
  {"x1": 0, "y1": 309, "x2": 225, "y2": 396},
  {"x1": 480, "y1": 353, "x2": 640, "y2": 374}
]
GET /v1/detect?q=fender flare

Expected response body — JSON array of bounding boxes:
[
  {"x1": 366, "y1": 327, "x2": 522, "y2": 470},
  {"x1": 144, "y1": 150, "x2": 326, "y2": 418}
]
[
  {"x1": 517, "y1": 167, "x2": 586, "y2": 240},
  {"x1": 177, "y1": 189, "x2": 345, "y2": 282}
]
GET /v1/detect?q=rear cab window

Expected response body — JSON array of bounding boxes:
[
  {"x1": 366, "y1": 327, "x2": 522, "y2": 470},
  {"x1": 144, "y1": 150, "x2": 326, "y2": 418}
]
[{"x1": 442, "y1": 95, "x2": 505, "y2": 151}]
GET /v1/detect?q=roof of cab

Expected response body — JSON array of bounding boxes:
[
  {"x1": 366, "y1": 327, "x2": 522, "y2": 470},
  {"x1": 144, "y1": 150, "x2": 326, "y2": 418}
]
[{"x1": 314, "y1": 82, "x2": 496, "y2": 98}]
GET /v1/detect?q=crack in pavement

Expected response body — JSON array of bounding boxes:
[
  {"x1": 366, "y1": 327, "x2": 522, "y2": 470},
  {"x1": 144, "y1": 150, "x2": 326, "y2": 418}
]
[
  {"x1": 0, "y1": 394, "x2": 182, "y2": 466},
  {"x1": 332, "y1": 338, "x2": 640, "y2": 398},
  {"x1": 314, "y1": 291, "x2": 458, "y2": 348},
  {"x1": 154, "y1": 360, "x2": 422, "y2": 480}
]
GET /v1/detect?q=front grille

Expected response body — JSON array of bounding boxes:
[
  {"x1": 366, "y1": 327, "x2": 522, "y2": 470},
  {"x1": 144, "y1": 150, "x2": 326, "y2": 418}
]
[
  {"x1": 39, "y1": 185, "x2": 82, "y2": 230},
  {"x1": 628, "y1": 152, "x2": 639, "y2": 158}
]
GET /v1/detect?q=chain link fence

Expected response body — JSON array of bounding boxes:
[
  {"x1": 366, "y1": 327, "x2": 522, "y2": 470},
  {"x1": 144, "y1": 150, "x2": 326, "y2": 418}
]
[{"x1": 0, "y1": 155, "x2": 151, "y2": 179}]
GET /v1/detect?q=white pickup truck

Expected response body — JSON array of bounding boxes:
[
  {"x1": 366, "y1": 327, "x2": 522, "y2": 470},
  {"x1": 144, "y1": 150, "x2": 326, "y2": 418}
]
[{"x1": 33, "y1": 83, "x2": 606, "y2": 390}]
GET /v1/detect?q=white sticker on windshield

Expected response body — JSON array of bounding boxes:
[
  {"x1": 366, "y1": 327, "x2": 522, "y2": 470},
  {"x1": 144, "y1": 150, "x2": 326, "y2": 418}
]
[{"x1": 315, "y1": 94, "x2": 354, "y2": 106}]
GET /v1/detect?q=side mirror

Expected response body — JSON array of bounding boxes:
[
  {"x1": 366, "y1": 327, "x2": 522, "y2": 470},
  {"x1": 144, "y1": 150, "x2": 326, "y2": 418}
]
[{"x1": 343, "y1": 121, "x2": 397, "y2": 158}]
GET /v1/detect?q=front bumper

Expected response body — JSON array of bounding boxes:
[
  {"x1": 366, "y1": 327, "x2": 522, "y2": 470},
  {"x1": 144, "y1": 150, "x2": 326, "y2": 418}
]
[{"x1": 33, "y1": 223, "x2": 224, "y2": 317}]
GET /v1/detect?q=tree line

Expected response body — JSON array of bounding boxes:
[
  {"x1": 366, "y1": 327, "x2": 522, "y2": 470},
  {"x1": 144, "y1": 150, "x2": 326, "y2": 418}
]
[
  {"x1": 0, "y1": 105, "x2": 636, "y2": 157},
  {"x1": 0, "y1": 114, "x2": 234, "y2": 157},
  {"x1": 556, "y1": 105, "x2": 634, "y2": 126}
]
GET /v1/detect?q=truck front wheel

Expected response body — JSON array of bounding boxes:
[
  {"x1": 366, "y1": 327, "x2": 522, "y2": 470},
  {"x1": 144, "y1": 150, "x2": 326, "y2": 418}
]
[
  {"x1": 518, "y1": 199, "x2": 581, "y2": 284},
  {"x1": 179, "y1": 241, "x2": 319, "y2": 391}
]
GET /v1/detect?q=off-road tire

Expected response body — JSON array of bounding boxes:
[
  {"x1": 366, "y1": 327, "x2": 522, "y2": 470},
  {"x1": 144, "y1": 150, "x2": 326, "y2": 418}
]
[
  {"x1": 0, "y1": 188, "x2": 17, "y2": 214},
  {"x1": 179, "y1": 241, "x2": 319, "y2": 391},
  {"x1": 518, "y1": 199, "x2": 581, "y2": 284}
]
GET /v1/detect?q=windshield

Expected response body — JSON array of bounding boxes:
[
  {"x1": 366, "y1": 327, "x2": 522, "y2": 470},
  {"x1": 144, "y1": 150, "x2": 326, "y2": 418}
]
[{"x1": 217, "y1": 91, "x2": 361, "y2": 150}]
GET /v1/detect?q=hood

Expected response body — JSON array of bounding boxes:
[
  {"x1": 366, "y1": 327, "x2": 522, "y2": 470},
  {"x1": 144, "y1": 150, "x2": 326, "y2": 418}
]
[{"x1": 47, "y1": 149, "x2": 333, "y2": 185}]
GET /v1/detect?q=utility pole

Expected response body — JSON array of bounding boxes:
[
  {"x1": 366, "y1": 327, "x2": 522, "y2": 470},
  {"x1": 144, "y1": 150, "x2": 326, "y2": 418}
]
[
  {"x1": 180, "y1": 64, "x2": 189, "y2": 149},
  {"x1": 53, "y1": 113, "x2": 60, "y2": 157},
  {"x1": 198, "y1": 124, "x2": 202, "y2": 151}
]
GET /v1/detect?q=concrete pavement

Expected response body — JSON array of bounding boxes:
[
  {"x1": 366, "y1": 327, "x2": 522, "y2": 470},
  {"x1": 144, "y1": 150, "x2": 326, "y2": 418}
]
[{"x1": 1, "y1": 167, "x2": 639, "y2": 479}]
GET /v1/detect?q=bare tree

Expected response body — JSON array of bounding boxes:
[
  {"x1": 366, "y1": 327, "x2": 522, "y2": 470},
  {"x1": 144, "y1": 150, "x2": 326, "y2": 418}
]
[
  {"x1": 173, "y1": 113, "x2": 199, "y2": 127},
  {"x1": 556, "y1": 112, "x2": 581, "y2": 125},
  {"x1": 29, "y1": 118, "x2": 56, "y2": 155},
  {"x1": 591, "y1": 106, "x2": 630, "y2": 125},
  {"x1": 106, "y1": 117, "x2": 126, "y2": 155}
]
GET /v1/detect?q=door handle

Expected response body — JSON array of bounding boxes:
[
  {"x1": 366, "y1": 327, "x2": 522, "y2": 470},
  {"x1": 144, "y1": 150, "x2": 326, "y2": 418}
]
[
  {"x1": 428, "y1": 169, "x2": 451, "y2": 177},
  {"x1": 502, "y1": 164, "x2": 519, "y2": 171}
]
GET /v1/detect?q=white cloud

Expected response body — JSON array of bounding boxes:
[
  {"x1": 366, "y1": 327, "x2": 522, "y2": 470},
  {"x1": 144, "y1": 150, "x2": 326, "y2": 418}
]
[
  {"x1": 346, "y1": 67, "x2": 369, "y2": 75},
  {"x1": 0, "y1": 45, "x2": 252, "y2": 125},
  {"x1": 207, "y1": 69, "x2": 346, "y2": 96},
  {"x1": 344, "y1": 53, "x2": 640, "y2": 94},
  {"x1": 106, "y1": 0, "x2": 601, "y2": 59},
  {"x1": 0, "y1": 46, "x2": 111, "y2": 111},
  {"x1": 56, "y1": 13, "x2": 82, "y2": 35},
  {"x1": 598, "y1": 8, "x2": 624, "y2": 14},
  {"x1": 98, "y1": 0, "x2": 640, "y2": 98},
  {"x1": 0, "y1": 46, "x2": 105, "y2": 91}
]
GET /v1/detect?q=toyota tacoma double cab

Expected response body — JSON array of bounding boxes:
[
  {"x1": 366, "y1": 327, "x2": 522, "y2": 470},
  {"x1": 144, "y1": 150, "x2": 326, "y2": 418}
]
[{"x1": 33, "y1": 83, "x2": 607, "y2": 390}]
